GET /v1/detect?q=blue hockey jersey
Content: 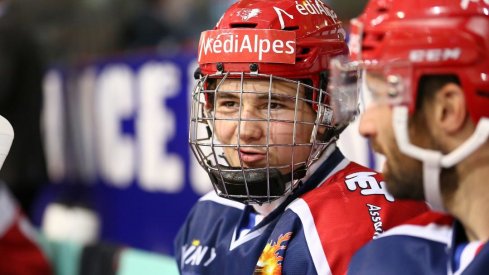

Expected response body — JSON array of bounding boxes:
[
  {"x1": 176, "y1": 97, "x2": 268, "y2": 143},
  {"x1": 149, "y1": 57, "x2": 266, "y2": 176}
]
[
  {"x1": 175, "y1": 149, "x2": 428, "y2": 274},
  {"x1": 348, "y1": 212, "x2": 489, "y2": 275}
]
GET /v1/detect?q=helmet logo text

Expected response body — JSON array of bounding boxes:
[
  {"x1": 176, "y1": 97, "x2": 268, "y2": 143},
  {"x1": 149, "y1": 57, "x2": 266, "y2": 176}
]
[
  {"x1": 198, "y1": 29, "x2": 296, "y2": 64},
  {"x1": 273, "y1": 6, "x2": 294, "y2": 30},
  {"x1": 409, "y1": 48, "x2": 461, "y2": 63},
  {"x1": 295, "y1": 0, "x2": 338, "y2": 20}
]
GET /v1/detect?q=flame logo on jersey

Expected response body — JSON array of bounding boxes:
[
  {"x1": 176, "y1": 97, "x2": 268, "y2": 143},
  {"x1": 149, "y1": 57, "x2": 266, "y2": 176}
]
[{"x1": 254, "y1": 232, "x2": 292, "y2": 275}]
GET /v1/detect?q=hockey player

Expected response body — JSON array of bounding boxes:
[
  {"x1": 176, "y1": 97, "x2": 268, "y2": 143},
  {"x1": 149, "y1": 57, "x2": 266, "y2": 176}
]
[
  {"x1": 0, "y1": 115, "x2": 52, "y2": 275},
  {"x1": 347, "y1": 0, "x2": 489, "y2": 274},
  {"x1": 175, "y1": 0, "x2": 428, "y2": 274}
]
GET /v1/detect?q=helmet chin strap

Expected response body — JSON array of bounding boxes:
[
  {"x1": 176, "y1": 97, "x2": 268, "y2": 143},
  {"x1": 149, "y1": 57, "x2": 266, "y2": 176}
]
[{"x1": 392, "y1": 106, "x2": 489, "y2": 212}]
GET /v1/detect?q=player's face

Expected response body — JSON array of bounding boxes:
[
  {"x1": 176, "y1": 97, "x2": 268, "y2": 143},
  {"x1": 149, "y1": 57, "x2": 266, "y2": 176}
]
[
  {"x1": 212, "y1": 78, "x2": 316, "y2": 175},
  {"x1": 358, "y1": 74, "x2": 433, "y2": 200}
]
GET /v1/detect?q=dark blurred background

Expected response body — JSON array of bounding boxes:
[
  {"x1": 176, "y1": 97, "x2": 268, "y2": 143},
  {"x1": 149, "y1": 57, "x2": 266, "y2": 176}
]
[
  {"x1": 9, "y1": 0, "x2": 368, "y2": 64},
  {"x1": 8, "y1": 0, "x2": 209, "y2": 63}
]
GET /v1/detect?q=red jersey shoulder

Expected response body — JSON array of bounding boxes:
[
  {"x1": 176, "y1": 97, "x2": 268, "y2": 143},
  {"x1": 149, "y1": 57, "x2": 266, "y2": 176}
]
[
  {"x1": 301, "y1": 161, "x2": 428, "y2": 237},
  {"x1": 293, "y1": 162, "x2": 396, "y2": 274},
  {"x1": 302, "y1": 161, "x2": 392, "y2": 203},
  {"x1": 293, "y1": 162, "x2": 429, "y2": 274}
]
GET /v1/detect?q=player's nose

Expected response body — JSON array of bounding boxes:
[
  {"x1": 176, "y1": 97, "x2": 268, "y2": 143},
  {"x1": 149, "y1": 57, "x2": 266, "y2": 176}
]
[
  {"x1": 358, "y1": 109, "x2": 378, "y2": 139},
  {"x1": 237, "y1": 108, "x2": 264, "y2": 142}
]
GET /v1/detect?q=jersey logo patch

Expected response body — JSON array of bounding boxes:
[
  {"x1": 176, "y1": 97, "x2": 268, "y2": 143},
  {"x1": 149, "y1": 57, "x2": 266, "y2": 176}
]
[
  {"x1": 366, "y1": 203, "x2": 384, "y2": 239},
  {"x1": 345, "y1": 172, "x2": 394, "y2": 202},
  {"x1": 180, "y1": 239, "x2": 217, "y2": 269},
  {"x1": 255, "y1": 232, "x2": 292, "y2": 274}
]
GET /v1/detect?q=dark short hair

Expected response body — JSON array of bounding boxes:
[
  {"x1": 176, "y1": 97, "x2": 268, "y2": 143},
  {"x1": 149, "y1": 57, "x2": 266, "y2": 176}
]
[{"x1": 416, "y1": 74, "x2": 461, "y2": 111}]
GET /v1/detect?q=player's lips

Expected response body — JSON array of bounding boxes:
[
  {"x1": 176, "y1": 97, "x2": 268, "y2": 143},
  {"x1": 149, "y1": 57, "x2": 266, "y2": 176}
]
[{"x1": 238, "y1": 149, "x2": 266, "y2": 162}]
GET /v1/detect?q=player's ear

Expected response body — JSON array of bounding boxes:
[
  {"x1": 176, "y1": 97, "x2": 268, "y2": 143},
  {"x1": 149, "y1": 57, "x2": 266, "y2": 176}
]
[{"x1": 432, "y1": 83, "x2": 467, "y2": 135}]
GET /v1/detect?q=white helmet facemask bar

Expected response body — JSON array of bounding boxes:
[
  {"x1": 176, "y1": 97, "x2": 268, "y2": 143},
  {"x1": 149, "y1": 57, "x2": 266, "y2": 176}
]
[{"x1": 393, "y1": 107, "x2": 489, "y2": 212}]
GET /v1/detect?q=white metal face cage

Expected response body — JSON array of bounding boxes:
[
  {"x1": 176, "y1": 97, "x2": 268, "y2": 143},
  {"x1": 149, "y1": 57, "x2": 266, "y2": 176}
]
[{"x1": 190, "y1": 72, "x2": 331, "y2": 204}]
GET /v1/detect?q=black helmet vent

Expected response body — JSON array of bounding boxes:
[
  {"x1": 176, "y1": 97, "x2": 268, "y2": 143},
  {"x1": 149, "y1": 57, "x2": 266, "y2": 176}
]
[{"x1": 230, "y1": 23, "x2": 258, "y2": 28}]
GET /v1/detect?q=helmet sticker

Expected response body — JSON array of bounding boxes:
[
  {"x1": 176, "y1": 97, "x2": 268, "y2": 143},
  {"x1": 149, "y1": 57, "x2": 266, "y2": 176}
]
[
  {"x1": 198, "y1": 29, "x2": 296, "y2": 64},
  {"x1": 461, "y1": 0, "x2": 489, "y2": 10},
  {"x1": 273, "y1": 7, "x2": 294, "y2": 30},
  {"x1": 236, "y1": 8, "x2": 261, "y2": 21},
  {"x1": 409, "y1": 48, "x2": 462, "y2": 63}
]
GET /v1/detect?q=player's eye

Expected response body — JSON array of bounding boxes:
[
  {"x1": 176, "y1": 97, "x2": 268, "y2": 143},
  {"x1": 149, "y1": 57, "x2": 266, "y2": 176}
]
[
  {"x1": 222, "y1": 101, "x2": 239, "y2": 108},
  {"x1": 269, "y1": 102, "x2": 282, "y2": 109},
  {"x1": 216, "y1": 99, "x2": 240, "y2": 114}
]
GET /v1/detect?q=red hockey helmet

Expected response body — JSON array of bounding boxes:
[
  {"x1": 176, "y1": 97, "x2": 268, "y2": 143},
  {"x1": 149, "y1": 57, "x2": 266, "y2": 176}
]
[
  {"x1": 350, "y1": 0, "x2": 489, "y2": 122},
  {"x1": 197, "y1": 0, "x2": 348, "y2": 87}
]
